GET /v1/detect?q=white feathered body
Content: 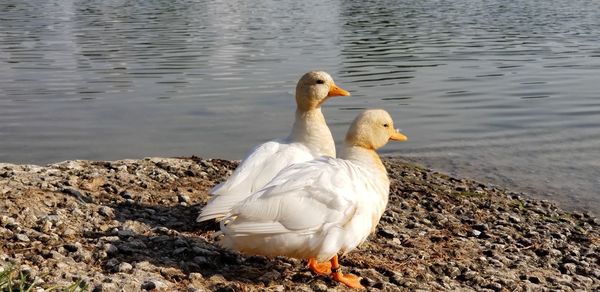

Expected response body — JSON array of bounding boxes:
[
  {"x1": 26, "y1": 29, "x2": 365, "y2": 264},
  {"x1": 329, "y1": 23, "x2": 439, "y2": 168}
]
[
  {"x1": 219, "y1": 151, "x2": 390, "y2": 262},
  {"x1": 197, "y1": 109, "x2": 336, "y2": 222}
]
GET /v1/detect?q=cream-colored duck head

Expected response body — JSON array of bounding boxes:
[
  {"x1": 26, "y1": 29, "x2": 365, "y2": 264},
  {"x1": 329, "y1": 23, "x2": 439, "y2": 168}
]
[
  {"x1": 345, "y1": 109, "x2": 407, "y2": 150},
  {"x1": 295, "y1": 71, "x2": 350, "y2": 111}
]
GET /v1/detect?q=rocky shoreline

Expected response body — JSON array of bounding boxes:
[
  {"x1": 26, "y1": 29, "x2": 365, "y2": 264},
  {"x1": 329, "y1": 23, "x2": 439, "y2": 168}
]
[{"x1": 1, "y1": 157, "x2": 598, "y2": 291}]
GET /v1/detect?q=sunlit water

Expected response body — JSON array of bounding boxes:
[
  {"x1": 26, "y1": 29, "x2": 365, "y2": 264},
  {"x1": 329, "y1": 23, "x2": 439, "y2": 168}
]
[{"x1": 1, "y1": 0, "x2": 599, "y2": 214}]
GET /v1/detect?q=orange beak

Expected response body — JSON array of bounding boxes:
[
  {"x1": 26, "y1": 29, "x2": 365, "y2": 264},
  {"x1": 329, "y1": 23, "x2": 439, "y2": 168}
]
[
  {"x1": 390, "y1": 130, "x2": 408, "y2": 141},
  {"x1": 327, "y1": 83, "x2": 350, "y2": 97}
]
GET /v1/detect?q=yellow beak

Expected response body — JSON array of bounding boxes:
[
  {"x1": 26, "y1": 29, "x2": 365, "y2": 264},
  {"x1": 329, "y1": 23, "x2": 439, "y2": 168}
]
[
  {"x1": 390, "y1": 130, "x2": 408, "y2": 141},
  {"x1": 327, "y1": 83, "x2": 350, "y2": 97}
]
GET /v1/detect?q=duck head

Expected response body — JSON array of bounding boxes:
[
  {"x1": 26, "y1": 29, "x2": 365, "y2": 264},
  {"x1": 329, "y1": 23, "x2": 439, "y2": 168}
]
[
  {"x1": 295, "y1": 71, "x2": 350, "y2": 111},
  {"x1": 345, "y1": 109, "x2": 407, "y2": 150}
]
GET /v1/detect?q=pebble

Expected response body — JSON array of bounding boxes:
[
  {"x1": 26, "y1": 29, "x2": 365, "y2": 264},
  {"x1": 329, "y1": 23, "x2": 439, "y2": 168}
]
[
  {"x1": 99, "y1": 206, "x2": 114, "y2": 217},
  {"x1": 62, "y1": 228, "x2": 76, "y2": 238},
  {"x1": 118, "y1": 262, "x2": 133, "y2": 273},
  {"x1": 41, "y1": 220, "x2": 53, "y2": 232},
  {"x1": 562, "y1": 263, "x2": 577, "y2": 275},
  {"x1": 177, "y1": 193, "x2": 190, "y2": 203},
  {"x1": 508, "y1": 215, "x2": 521, "y2": 223},
  {"x1": 310, "y1": 282, "x2": 329, "y2": 292},
  {"x1": 63, "y1": 243, "x2": 79, "y2": 252},
  {"x1": 141, "y1": 280, "x2": 159, "y2": 290},
  {"x1": 119, "y1": 190, "x2": 133, "y2": 199},
  {"x1": 446, "y1": 266, "x2": 461, "y2": 278},
  {"x1": 15, "y1": 233, "x2": 30, "y2": 242},
  {"x1": 193, "y1": 256, "x2": 210, "y2": 265}
]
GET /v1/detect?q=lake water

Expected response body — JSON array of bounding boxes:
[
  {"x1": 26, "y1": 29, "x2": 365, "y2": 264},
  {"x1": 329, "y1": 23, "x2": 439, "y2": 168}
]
[{"x1": 1, "y1": 0, "x2": 599, "y2": 214}]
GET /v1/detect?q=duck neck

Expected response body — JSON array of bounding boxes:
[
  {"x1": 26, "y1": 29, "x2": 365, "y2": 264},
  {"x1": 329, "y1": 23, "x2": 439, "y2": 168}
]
[
  {"x1": 341, "y1": 144, "x2": 387, "y2": 176},
  {"x1": 288, "y1": 108, "x2": 336, "y2": 157},
  {"x1": 341, "y1": 144, "x2": 390, "y2": 207}
]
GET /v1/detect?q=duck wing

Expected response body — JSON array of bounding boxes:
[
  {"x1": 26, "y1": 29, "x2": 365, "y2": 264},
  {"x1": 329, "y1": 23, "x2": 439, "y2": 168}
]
[
  {"x1": 221, "y1": 157, "x2": 362, "y2": 236},
  {"x1": 197, "y1": 139, "x2": 314, "y2": 222}
]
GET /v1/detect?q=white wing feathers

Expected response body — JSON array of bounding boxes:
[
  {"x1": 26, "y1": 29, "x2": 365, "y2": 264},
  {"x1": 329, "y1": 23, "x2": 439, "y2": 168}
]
[
  {"x1": 221, "y1": 158, "x2": 361, "y2": 236},
  {"x1": 197, "y1": 140, "x2": 314, "y2": 222}
]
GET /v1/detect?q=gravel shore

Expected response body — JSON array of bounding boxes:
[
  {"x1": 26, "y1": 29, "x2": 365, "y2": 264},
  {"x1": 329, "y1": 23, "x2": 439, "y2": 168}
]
[{"x1": 1, "y1": 157, "x2": 598, "y2": 291}]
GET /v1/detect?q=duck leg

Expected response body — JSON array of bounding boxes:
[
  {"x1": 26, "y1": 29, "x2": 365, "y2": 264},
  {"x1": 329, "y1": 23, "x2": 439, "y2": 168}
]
[
  {"x1": 330, "y1": 255, "x2": 364, "y2": 289},
  {"x1": 307, "y1": 257, "x2": 332, "y2": 275}
]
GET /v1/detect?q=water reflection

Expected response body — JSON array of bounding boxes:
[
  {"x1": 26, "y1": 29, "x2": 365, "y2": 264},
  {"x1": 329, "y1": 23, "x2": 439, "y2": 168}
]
[{"x1": 0, "y1": 0, "x2": 599, "y2": 214}]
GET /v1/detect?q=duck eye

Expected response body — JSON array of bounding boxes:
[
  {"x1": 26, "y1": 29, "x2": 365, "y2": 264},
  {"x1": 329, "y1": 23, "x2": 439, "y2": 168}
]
[
  {"x1": 383, "y1": 123, "x2": 389, "y2": 128},
  {"x1": 316, "y1": 79, "x2": 325, "y2": 84}
]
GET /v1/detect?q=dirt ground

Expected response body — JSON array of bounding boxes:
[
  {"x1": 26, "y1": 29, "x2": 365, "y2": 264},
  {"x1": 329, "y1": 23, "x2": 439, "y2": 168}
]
[{"x1": 1, "y1": 156, "x2": 598, "y2": 291}]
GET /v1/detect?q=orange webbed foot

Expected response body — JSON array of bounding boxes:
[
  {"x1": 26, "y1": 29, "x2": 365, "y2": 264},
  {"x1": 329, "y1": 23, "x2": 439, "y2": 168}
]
[
  {"x1": 307, "y1": 257, "x2": 332, "y2": 276},
  {"x1": 329, "y1": 255, "x2": 364, "y2": 289},
  {"x1": 332, "y1": 271, "x2": 364, "y2": 289}
]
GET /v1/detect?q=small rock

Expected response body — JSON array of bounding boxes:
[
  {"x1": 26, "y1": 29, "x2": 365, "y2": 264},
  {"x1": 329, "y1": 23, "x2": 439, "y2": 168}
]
[
  {"x1": 118, "y1": 262, "x2": 133, "y2": 273},
  {"x1": 100, "y1": 236, "x2": 120, "y2": 242},
  {"x1": 105, "y1": 258, "x2": 119, "y2": 269},
  {"x1": 62, "y1": 187, "x2": 90, "y2": 203},
  {"x1": 0, "y1": 215, "x2": 9, "y2": 226},
  {"x1": 141, "y1": 280, "x2": 158, "y2": 290},
  {"x1": 173, "y1": 247, "x2": 187, "y2": 255},
  {"x1": 377, "y1": 228, "x2": 397, "y2": 239},
  {"x1": 574, "y1": 275, "x2": 593, "y2": 286},
  {"x1": 189, "y1": 272, "x2": 204, "y2": 283},
  {"x1": 119, "y1": 190, "x2": 133, "y2": 199},
  {"x1": 2, "y1": 216, "x2": 18, "y2": 229},
  {"x1": 549, "y1": 249, "x2": 562, "y2": 257},
  {"x1": 446, "y1": 266, "x2": 461, "y2": 278},
  {"x1": 62, "y1": 228, "x2": 76, "y2": 238},
  {"x1": 193, "y1": 256, "x2": 210, "y2": 265},
  {"x1": 172, "y1": 238, "x2": 187, "y2": 247},
  {"x1": 161, "y1": 267, "x2": 184, "y2": 280},
  {"x1": 117, "y1": 229, "x2": 135, "y2": 237},
  {"x1": 562, "y1": 263, "x2": 577, "y2": 275},
  {"x1": 462, "y1": 270, "x2": 478, "y2": 280},
  {"x1": 122, "y1": 220, "x2": 150, "y2": 234},
  {"x1": 258, "y1": 270, "x2": 281, "y2": 285},
  {"x1": 208, "y1": 274, "x2": 226, "y2": 284},
  {"x1": 0, "y1": 227, "x2": 13, "y2": 238},
  {"x1": 310, "y1": 282, "x2": 329, "y2": 292},
  {"x1": 152, "y1": 226, "x2": 170, "y2": 234},
  {"x1": 41, "y1": 220, "x2": 53, "y2": 233},
  {"x1": 486, "y1": 282, "x2": 502, "y2": 291},
  {"x1": 177, "y1": 193, "x2": 190, "y2": 203},
  {"x1": 103, "y1": 243, "x2": 118, "y2": 255},
  {"x1": 192, "y1": 246, "x2": 219, "y2": 256},
  {"x1": 268, "y1": 285, "x2": 285, "y2": 292},
  {"x1": 63, "y1": 244, "x2": 79, "y2": 252},
  {"x1": 187, "y1": 286, "x2": 208, "y2": 292},
  {"x1": 135, "y1": 261, "x2": 158, "y2": 272},
  {"x1": 15, "y1": 233, "x2": 30, "y2": 242},
  {"x1": 94, "y1": 282, "x2": 118, "y2": 292},
  {"x1": 50, "y1": 250, "x2": 64, "y2": 259},
  {"x1": 99, "y1": 206, "x2": 114, "y2": 217},
  {"x1": 528, "y1": 276, "x2": 542, "y2": 284},
  {"x1": 471, "y1": 230, "x2": 482, "y2": 237}
]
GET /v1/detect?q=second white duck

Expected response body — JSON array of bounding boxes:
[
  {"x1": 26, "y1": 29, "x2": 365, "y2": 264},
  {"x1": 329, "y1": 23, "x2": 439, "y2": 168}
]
[{"x1": 197, "y1": 71, "x2": 350, "y2": 222}]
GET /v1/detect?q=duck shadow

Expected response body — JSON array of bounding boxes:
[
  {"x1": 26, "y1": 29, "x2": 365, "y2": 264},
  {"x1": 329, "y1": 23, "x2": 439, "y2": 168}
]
[{"x1": 92, "y1": 200, "x2": 321, "y2": 287}]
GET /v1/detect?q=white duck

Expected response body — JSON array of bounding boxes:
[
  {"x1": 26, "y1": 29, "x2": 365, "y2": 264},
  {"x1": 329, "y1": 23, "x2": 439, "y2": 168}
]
[
  {"x1": 219, "y1": 109, "x2": 407, "y2": 289},
  {"x1": 197, "y1": 71, "x2": 350, "y2": 222}
]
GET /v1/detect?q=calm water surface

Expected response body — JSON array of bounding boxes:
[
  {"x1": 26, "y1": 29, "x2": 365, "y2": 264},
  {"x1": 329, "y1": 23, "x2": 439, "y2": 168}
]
[{"x1": 1, "y1": 0, "x2": 599, "y2": 214}]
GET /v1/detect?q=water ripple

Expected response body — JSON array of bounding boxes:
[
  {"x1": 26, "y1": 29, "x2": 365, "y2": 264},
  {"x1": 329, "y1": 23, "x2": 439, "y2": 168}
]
[{"x1": 1, "y1": 0, "x2": 600, "y2": 213}]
